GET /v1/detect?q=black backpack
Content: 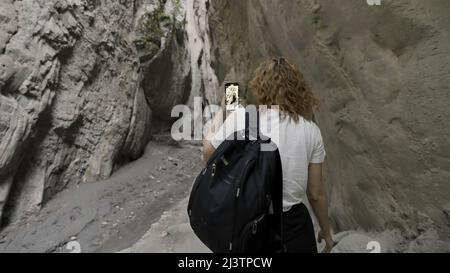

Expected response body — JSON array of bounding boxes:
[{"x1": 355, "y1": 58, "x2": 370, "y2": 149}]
[{"x1": 188, "y1": 109, "x2": 285, "y2": 253}]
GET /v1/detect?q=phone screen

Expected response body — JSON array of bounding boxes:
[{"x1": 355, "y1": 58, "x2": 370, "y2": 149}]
[{"x1": 225, "y1": 83, "x2": 239, "y2": 112}]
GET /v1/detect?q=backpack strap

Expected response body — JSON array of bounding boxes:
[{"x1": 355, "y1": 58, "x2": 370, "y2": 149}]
[
  {"x1": 273, "y1": 153, "x2": 286, "y2": 252},
  {"x1": 244, "y1": 107, "x2": 260, "y2": 141},
  {"x1": 245, "y1": 110, "x2": 249, "y2": 140},
  {"x1": 280, "y1": 179, "x2": 286, "y2": 252},
  {"x1": 246, "y1": 107, "x2": 285, "y2": 251}
]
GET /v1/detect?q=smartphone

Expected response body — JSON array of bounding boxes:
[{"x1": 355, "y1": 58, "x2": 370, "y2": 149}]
[{"x1": 225, "y1": 83, "x2": 240, "y2": 112}]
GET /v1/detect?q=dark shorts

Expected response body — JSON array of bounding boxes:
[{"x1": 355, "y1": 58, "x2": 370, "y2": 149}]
[{"x1": 266, "y1": 203, "x2": 318, "y2": 253}]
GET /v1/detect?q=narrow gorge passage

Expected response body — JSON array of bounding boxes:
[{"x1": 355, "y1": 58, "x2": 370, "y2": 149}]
[{"x1": 0, "y1": 0, "x2": 449, "y2": 253}]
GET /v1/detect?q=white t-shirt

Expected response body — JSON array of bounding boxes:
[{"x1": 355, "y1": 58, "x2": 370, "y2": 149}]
[{"x1": 210, "y1": 107, "x2": 326, "y2": 212}]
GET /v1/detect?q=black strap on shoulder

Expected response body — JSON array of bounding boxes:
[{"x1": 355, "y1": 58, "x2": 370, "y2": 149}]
[
  {"x1": 246, "y1": 106, "x2": 285, "y2": 251},
  {"x1": 279, "y1": 175, "x2": 286, "y2": 252},
  {"x1": 244, "y1": 107, "x2": 260, "y2": 141},
  {"x1": 272, "y1": 152, "x2": 286, "y2": 252}
]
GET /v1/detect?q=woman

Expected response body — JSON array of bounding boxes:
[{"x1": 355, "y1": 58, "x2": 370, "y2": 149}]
[{"x1": 203, "y1": 58, "x2": 335, "y2": 253}]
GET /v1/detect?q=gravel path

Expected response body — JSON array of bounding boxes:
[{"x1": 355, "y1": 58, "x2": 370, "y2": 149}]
[{"x1": 0, "y1": 140, "x2": 204, "y2": 253}]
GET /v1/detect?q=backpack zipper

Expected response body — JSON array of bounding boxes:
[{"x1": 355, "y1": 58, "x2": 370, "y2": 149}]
[
  {"x1": 252, "y1": 221, "x2": 257, "y2": 234},
  {"x1": 211, "y1": 163, "x2": 217, "y2": 177}
]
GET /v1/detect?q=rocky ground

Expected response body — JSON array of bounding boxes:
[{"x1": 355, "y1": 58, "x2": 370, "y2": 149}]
[
  {"x1": 0, "y1": 138, "x2": 204, "y2": 253},
  {"x1": 1, "y1": 137, "x2": 449, "y2": 253}
]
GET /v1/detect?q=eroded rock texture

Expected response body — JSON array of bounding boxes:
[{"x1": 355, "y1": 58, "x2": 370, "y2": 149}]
[
  {"x1": 0, "y1": 0, "x2": 191, "y2": 224},
  {"x1": 208, "y1": 0, "x2": 450, "y2": 246}
]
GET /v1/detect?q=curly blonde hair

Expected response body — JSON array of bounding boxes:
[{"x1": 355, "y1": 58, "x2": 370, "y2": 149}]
[{"x1": 250, "y1": 58, "x2": 319, "y2": 122}]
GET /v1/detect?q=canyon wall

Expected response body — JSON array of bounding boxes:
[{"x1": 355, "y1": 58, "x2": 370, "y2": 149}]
[
  {"x1": 0, "y1": 0, "x2": 192, "y2": 225},
  {"x1": 208, "y1": 0, "x2": 450, "y2": 248},
  {"x1": 1, "y1": 0, "x2": 449, "y2": 252}
]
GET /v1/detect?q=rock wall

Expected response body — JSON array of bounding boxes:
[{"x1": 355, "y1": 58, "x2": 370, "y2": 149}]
[
  {"x1": 0, "y1": 0, "x2": 191, "y2": 225},
  {"x1": 208, "y1": 0, "x2": 450, "y2": 246},
  {"x1": 1, "y1": 0, "x2": 449, "y2": 252}
]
